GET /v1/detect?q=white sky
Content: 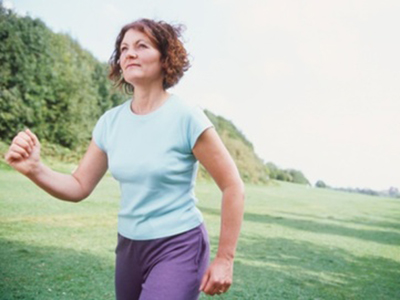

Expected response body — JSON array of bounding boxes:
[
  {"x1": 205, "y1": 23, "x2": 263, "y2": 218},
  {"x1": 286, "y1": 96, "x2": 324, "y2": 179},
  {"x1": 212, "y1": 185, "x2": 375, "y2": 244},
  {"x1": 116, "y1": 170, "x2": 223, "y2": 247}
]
[{"x1": 7, "y1": 0, "x2": 400, "y2": 190}]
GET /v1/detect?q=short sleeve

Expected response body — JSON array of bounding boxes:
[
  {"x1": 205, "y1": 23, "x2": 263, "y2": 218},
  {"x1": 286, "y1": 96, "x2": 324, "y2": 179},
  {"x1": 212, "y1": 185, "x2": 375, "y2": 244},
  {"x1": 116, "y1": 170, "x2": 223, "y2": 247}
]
[
  {"x1": 92, "y1": 114, "x2": 107, "y2": 153},
  {"x1": 187, "y1": 105, "x2": 214, "y2": 150}
]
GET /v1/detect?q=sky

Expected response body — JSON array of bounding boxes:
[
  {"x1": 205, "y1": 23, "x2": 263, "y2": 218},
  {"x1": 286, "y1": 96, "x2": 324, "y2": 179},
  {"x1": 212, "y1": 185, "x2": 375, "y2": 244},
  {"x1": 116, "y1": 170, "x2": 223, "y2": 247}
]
[{"x1": 5, "y1": 0, "x2": 400, "y2": 190}]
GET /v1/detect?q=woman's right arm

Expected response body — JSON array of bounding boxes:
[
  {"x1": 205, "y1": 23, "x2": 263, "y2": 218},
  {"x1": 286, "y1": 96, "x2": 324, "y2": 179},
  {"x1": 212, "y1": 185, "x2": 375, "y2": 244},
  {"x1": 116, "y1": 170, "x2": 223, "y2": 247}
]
[{"x1": 4, "y1": 128, "x2": 108, "y2": 202}]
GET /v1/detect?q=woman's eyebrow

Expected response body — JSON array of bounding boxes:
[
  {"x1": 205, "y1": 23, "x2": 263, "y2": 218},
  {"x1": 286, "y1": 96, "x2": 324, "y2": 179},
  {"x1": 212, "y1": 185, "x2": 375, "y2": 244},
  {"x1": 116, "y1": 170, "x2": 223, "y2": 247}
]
[{"x1": 121, "y1": 39, "x2": 147, "y2": 46}]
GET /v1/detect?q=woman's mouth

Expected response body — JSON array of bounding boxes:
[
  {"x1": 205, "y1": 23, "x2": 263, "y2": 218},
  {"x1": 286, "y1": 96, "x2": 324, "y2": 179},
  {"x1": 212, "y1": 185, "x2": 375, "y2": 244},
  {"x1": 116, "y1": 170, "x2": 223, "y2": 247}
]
[{"x1": 127, "y1": 63, "x2": 140, "y2": 69}]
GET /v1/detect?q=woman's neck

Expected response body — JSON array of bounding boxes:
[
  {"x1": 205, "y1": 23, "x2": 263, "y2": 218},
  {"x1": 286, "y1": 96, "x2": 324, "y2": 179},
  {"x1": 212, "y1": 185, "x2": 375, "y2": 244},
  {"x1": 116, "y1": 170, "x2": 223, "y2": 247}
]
[{"x1": 131, "y1": 86, "x2": 170, "y2": 115}]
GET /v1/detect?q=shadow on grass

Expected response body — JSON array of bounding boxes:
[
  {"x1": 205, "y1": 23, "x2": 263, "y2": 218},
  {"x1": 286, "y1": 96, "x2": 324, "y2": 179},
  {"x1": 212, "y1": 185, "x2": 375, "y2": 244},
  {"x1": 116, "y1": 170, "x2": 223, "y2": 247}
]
[
  {"x1": 0, "y1": 238, "x2": 115, "y2": 300},
  {"x1": 275, "y1": 210, "x2": 400, "y2": 231},
  {"x1": 199, "y1": 207, "x2": 400, "y2": 246},
  {"x1": 201, "y1": 234, "x2": 400, "y2": 300}
]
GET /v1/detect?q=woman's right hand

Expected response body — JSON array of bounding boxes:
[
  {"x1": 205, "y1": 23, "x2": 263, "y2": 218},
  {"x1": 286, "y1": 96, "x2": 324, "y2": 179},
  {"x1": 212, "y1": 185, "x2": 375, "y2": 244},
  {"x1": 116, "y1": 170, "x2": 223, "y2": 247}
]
[{"x1": 4, "y1": 128, "x2": 42, "y2": 176}]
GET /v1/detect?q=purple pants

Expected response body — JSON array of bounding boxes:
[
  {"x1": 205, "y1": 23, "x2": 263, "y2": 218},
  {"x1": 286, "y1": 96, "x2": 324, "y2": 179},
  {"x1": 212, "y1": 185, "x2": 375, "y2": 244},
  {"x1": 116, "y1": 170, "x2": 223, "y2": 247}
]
[{"x1": 115, "y1": 223, "x2": 210, "y2": 300}]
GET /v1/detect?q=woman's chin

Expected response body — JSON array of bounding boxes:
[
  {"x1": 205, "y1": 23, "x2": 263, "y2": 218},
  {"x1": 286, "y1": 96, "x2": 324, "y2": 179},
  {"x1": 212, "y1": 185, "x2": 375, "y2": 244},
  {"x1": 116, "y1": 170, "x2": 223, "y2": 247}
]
[{"x1": 124, "y1": 76, "x2": 163, "y2": 88}]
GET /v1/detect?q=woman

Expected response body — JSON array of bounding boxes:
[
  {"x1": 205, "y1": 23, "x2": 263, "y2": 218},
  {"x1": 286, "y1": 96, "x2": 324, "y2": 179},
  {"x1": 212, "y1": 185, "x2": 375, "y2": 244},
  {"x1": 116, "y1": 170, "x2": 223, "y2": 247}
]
[{"x1": 4, "y1": 19, "x2": 245, "y2": 300}]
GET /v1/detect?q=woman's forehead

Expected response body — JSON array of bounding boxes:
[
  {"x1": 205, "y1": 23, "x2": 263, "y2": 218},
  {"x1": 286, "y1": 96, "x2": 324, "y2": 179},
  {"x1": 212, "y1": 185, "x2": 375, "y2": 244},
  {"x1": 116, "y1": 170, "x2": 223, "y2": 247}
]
[{"x1": 121, "y1": 28, "x2": 153, "y2": 45}]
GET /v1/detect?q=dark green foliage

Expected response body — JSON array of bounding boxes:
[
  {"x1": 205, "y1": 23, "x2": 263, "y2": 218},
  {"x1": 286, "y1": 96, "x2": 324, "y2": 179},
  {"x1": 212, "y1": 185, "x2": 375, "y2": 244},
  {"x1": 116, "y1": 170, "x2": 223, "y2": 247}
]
[
  {"x1": 265, "y1": 162, "x2": 278, "y2": 179},
  {"x1": 287, "y1": 169, "x2": 310, "y2": 185},
  {"x1": 0, "y1": 5, "x2": 125, "y2": 149},
  {"x1": 315, "y1": 180, "x2": 328, "y2": 188},
  {"x1": 265, "y1": 162, "x2": 310, "y2": 185}
]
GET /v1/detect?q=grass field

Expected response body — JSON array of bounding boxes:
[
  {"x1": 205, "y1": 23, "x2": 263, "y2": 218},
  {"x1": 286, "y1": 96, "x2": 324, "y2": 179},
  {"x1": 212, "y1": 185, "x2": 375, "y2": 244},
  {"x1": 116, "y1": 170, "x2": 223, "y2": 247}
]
[{"x1": 1, "y1": 165, "x2": 399, "y2": 299}]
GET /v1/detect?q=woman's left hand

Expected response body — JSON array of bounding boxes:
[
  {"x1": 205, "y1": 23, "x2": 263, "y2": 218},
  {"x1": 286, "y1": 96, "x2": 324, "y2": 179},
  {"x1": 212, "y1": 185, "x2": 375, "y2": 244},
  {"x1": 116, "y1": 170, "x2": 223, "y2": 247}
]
[{"x1": 199, "y1": 256, "x2": 233, "y2": 296}]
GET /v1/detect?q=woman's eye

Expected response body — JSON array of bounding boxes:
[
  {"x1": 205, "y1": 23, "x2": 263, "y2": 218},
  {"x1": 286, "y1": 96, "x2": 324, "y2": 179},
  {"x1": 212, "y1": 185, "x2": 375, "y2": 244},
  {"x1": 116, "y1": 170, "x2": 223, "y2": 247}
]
[
  {"x1": 138, "y1": 44, "x2": 147, "y2": 49},
  {"x1": 120, "y1": 47, "x2": 127, "y2": 52}
]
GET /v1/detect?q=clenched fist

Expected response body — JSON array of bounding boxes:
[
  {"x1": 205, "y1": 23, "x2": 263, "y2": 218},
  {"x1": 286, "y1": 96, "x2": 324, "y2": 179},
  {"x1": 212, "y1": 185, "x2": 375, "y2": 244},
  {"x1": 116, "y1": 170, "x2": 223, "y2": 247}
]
[{"x1": 4, "y1": 128, "x2": 41, "y2": 176}]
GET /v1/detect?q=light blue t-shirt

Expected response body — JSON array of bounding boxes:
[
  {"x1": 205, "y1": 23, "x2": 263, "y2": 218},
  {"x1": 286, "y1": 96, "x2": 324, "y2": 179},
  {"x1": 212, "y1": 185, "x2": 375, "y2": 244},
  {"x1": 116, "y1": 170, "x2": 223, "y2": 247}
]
[{"x1": 92, "y1": 94, "x2": 214, "y2": 240}]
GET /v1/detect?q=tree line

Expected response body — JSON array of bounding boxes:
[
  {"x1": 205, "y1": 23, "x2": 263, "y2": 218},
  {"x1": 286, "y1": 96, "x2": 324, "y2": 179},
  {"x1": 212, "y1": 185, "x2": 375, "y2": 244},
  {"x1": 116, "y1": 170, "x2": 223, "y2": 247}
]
[
  {"x1": 0, "y1": 5, "x2": 125, "y2": 150},
  {"x1": 315, "y1": 180, "x2": 400, "y2": 199}
]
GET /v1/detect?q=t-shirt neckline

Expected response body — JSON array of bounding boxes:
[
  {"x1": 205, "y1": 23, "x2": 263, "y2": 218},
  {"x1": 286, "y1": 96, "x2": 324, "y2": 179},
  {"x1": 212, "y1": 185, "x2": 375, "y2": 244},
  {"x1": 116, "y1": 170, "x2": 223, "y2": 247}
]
[{"x1": 126, "y1": 94, "x2": 175, "y2": 120}]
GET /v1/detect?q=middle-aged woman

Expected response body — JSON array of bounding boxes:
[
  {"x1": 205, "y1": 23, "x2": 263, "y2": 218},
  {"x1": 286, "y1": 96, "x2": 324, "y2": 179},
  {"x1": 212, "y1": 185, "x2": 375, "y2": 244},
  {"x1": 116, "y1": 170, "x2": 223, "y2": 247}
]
[{"x1": 4, "y1": 19, "x2": 245, "y2": 300}]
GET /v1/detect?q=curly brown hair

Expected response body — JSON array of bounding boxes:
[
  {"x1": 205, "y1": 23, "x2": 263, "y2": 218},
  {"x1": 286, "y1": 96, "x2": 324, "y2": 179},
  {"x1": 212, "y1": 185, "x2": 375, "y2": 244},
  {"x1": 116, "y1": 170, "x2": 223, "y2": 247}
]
[{"x1": 108, "y1": 19, "x2": 191, "y2": 94}]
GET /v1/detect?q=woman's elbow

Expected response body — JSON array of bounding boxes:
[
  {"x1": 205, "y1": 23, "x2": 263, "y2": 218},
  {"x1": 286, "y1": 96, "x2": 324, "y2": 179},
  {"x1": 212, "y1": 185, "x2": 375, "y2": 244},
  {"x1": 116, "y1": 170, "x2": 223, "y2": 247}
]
[
  {"x1": 58, "y1": 188, "x2": 90, "y2": 203},
  {"x1": 74, "y1": 190, "x2": 91, "y2": 202},
  {"x1": 224, "y1": 178, "x2": 245, "y2": 200}
]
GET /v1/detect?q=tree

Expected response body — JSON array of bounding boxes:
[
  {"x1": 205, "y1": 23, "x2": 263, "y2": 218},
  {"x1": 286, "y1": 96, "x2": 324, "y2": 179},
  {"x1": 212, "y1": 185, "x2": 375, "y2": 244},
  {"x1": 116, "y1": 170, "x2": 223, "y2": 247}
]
[{"x1": 315, "y1": 180, "x2": 327, "y2": 188}]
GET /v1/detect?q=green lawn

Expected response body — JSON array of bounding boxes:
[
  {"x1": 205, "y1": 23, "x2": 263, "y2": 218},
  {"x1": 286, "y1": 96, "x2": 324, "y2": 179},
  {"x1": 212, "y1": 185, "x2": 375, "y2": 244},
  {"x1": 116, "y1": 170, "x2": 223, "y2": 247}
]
[{"x1": 1, "y1": 167, "x2": 399, "y2": 299}]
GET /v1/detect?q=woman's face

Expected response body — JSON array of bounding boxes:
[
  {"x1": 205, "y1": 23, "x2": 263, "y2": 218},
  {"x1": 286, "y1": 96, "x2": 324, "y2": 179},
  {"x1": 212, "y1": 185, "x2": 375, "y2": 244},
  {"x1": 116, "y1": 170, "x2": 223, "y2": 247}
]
[{"x1": 119, "y1": 29, "x2": 163, "y2": 87}]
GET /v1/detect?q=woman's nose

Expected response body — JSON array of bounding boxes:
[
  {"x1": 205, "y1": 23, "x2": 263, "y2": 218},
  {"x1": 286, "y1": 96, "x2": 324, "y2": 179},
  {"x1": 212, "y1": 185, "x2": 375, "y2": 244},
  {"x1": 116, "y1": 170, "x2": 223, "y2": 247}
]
[{"x1": 126, "y1": 48, "x2": 138, "y2": 58}]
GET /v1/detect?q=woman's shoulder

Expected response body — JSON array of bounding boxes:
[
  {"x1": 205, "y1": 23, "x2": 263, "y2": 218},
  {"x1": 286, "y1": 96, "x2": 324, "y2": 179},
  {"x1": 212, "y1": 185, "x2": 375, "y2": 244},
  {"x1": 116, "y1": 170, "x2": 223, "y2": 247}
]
[
  {"x1": 171, "y1": 94, "x2": 206, "y2": 115},
  {"x1": 98, "y1": 99, "x2": 130, "y2": 120}
]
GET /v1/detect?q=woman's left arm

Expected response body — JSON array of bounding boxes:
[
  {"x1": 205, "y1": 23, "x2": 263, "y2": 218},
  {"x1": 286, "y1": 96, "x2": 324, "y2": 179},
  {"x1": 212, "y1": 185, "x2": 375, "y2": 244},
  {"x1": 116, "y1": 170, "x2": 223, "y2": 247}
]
[{"x1": 193, "y1": 127, "x2": 245, "y2": 296}]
